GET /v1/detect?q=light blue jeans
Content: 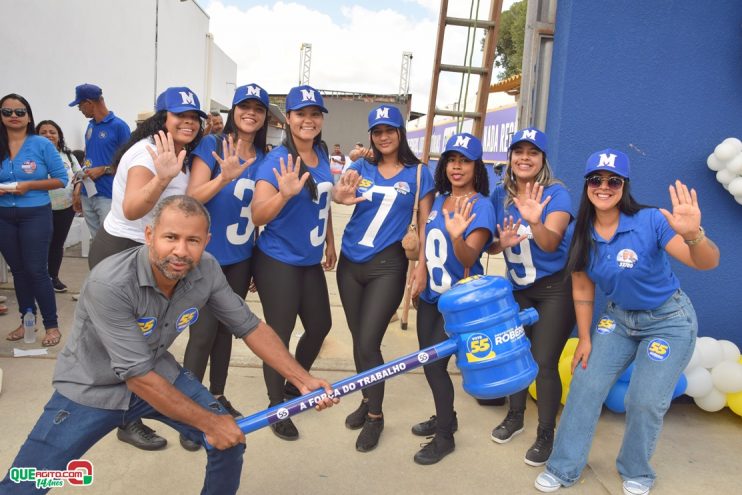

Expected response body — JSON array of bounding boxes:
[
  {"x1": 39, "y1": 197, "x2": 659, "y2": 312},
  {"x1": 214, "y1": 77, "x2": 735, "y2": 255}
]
[
  {"x1": 546, "y1": 289, "x2": 697, "y2": 488},
  {"x1": 80, "y1": 194, "x2": 111, "y2": 240}
]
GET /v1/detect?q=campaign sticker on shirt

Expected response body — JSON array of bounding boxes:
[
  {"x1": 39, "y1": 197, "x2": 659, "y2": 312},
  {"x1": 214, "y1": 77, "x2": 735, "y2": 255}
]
[
  {"x1": 616, "y1": 249, "x2": 638, "y2": 269},
  {"x1": 647, "y1": 338, "x2": 671, "y2": 361},
  {"x1": 137, "y1": 317, "x2": 157, "y2": 337},
  {"x1": 176, "y1": 307, "x2": 199, "y2": 333},
  {"x1": 465, "y1": 333, "x2": 496, "y2": 363},
  {"x1": 357, "y1": 177, "x2": 373, "y2": 192},
  {"x1": 394, "y1": 181, "x2": 411, "y2": 195},
  {"x1": 21, "y1": 161, "x2": 37, "y2": 174},
  {"x1": 98, "y1": 130, "x2": 108, "y2": 139},
  {"x1": 427, "y1": 210, "x2": 438, "y2": 223},
  {"x1": 596, "y1": 316, "x2": 616, "y2": 335}
]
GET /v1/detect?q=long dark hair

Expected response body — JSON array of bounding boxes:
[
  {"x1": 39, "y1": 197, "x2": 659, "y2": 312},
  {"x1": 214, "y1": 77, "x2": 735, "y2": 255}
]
[
  {"x1": 282, "y1": 110, "x2": 328, "y2": 200},
  {"x1": 0, "y1": 93, "x2": 36, "y2": 161},
  {"x1": 565, "y1": 180, "x2": 650, "y2": 273},
  {"x1": 369, "y1": 126, "x2": 421, "y2": 167},
  {"x1": 503, "y1": 148, "x2": 563, "y2": 206},
  {"x1": 434, "y1": 151, "x2": 489, "y2": 195},
  {"x1": 112, "y1": 110, "x2": 203, "y2": 171},
  {"x1": 35, "y1": 120, "x2": 70, "y2": 153},
  {"x1": 223, "y1": 105, "x2": 268, "y2": 156}
]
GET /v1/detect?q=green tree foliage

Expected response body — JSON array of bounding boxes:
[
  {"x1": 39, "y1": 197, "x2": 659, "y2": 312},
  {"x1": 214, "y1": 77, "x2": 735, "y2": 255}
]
[{"x1": 493, "y1": 0, "x2": 527, "y2": 80}]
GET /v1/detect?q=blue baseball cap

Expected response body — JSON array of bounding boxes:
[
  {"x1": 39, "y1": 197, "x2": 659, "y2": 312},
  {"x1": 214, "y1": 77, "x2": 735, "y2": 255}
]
[
  {"x1": 232, "y1": 83, "x2": 270, "y2": 109},
  {"x1": 155, "y1": 87, "x2": 207, "y2": 118},
  {"x1": 585, "y1": 148, "x2": 631, "y2": 178},
  {"x1": 68, "y1": 84, "x2": 102, "y2": 106},
  {"x1": 443, "y1": 133, "x2": 483, "y2": 161},
  {"x1": 368, "y1": 105, "x2": 404, "y2": 130},
  {"x1": 509, "y1": 127, "x2": 548, "y2": 154},
  {"x1": 285, "y1": 85, "x2": 328, "y2": 113}
]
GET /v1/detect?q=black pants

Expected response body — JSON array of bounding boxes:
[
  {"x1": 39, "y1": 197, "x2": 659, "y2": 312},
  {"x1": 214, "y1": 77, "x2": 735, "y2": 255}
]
[
  {"x1": 88, "y1": 226, "x2": 141, "y2": 270},
  {"x1": 183, "y1": 258, "x2": 252, "y2": 396},
  {"x1": 336, "y1": 244, "x2": 407, "y2": 415},
  {"x1": 508, "y1": 270, "x2": 576, "y2": 430},
  {"x1": 252, "y1": 248, "x2": 332, "y2": 405},
  {"x1": 48, "y1": 207, "x2": 76, "y2": 279},
  {"x1": 417, "y1": 299, "x2": 455, "y2": 438}
]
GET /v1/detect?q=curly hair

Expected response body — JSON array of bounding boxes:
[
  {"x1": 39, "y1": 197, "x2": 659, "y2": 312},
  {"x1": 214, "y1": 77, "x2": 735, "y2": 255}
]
[{"x1": 434, "y1": 152, "x2": 489, "y2": 195}]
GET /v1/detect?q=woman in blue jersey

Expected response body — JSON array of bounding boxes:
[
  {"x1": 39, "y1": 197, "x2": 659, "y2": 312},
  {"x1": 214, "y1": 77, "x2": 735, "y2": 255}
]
[
  {"x1": 409, "y1": 133, "x2": 495, "y2": 465},
  {"x1": 1, "y1": 94, "x2": 67, "y2": 346},
  {"x1": 332, "y1": 105, "x2": 434, "y2": 452},
  {"x1": 535, "y1": 150, "x2": 719, "y2": 495},
  {"x1": 488, "y1": 128, "x2": 575, "y2": 467},
  {"x1": 179, "y1": 84, "x2": 269, "y2": 451},
  {"x1": 251, "y1": 85, "x2": 336, "y2": 441}
]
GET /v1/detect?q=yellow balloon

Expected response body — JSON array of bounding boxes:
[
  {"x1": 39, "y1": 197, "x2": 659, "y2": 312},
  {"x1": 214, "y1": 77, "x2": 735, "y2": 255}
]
[
  {"x1": 561, "y1": 338, "x2": 579, "y2": 361},
  {"x1": 728, "y1": 391, "x2": 742, "y2": 417},
  {"x1": 529, "y1": 380, "x2": 538, "y2": 400},
  {"x1": 558, "y1": 357, "x2": 573, "y2": 404},
  {"x1": 561, "y1": 384, "x2": 570, "y2": 405}
]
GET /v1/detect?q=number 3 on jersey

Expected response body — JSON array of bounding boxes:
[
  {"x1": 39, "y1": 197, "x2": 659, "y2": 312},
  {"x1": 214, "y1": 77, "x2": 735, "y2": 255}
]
[
  {"x1": 425, "y1": 228, "x2": 452, "y2": 294},
  {"x1": 310, "y1": 182, "x2": 333, "y2": 247},
  {"x1": 226, "y1": 178, "x2": 255, "y2": 245}
]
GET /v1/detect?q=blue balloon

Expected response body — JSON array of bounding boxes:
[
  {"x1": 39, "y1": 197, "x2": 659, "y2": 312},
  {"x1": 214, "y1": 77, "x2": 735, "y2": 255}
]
[
  {"x1": 605, "y1": 381, "x2": 629, "y2": 413},
  {"x1": 618, "y1": 363, "x2": 635, "y2": 383},
  {"x1": 672, "y1": 373, "x2": 687, "y2": 399}
]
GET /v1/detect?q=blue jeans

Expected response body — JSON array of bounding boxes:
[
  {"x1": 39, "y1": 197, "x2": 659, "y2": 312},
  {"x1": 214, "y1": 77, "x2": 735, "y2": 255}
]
[
  {"x1": 80, "y1": 194, "x2": 112, "y2": 240},
  {"x1": 0, "y1": 205, "x2": 57, "y2": 328},
  {"x1": 0, "y1": 368, "x2": 245, "y2": 494},
  {"x1": 546, "y1": 289, "x2": 697, "y2": 488}
]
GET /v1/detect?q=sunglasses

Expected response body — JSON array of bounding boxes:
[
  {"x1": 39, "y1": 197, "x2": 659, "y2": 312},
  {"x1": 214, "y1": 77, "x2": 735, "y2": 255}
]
[
  {"x1": 1, "y1": 108, "x2": 27, "y2": 118},
  {"x1": 586, "y1": 175, "x2": 626, "y2": 190}
]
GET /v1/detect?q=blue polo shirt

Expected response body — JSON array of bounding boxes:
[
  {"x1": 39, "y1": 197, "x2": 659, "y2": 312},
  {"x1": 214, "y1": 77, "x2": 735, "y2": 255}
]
[
  {"x1": 586, "y1": 208, "x2": 679, "y2": 311},
  {"x1": 420, "y1": 193, "x2": 495, "y2": 304},
  {"x1": 255, "y1": 145, "x2": 333, "y2": 266},
  {"x1": 341, "y1": 159, "x2": 434, "y2": 263},
  {"x1": 0, "y1": 135, "x2": 68, "y2": 207},
  {"x1": 490, "y1": 183, "x2": 573, "y2": 289},
  {"x1": 191, "y1": 134, "x2": 263, "y2": 265},
  {"x1": 83, "y1": 111, "x2": 131, "y2": 198}
]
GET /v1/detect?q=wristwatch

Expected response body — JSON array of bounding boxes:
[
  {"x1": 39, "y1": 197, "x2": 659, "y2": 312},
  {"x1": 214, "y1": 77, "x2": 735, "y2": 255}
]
[{"x1": 103, "y1": 166, "x2": 114, "y2": 175}]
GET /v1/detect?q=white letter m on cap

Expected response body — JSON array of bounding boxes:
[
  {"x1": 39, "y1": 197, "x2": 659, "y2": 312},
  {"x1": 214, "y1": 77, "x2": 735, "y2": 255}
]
[
  {"x1": 521, "y1": 130, "x2": 537, "y2": 140},
  {"x1": 300, "y1": 89, "x2": 316, "y2": 102},
  {"x1": 598, "y1": 153, "x2": 617, "y2": 168},
  {"x1": 375, "y1": 107, "x2": 390, "y2": 120},
  {"x1": 179, "y1": 92, "x2": 195, "y2": 106},
  {"x1": 454, "y1": 135, "x2": 471, "y2": 148},
  {"x1": 246, "y1": 86, "x2": 261, "y2": 97}
]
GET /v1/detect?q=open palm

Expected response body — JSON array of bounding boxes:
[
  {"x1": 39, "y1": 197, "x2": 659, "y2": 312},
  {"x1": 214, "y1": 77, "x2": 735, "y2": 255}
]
[
  {"x1": 659, "y1": 180, "x2": 701, "y2": 237},
  {"x1": 147, "y1": 130, "x2": 185, "y2": 181},
  {"x1": 512, "y1": 182, "x2": 551, "y2": 225},
  {"x1": 443, "y1": 196, "x2": 476, "y2": 240},
  {"x1": 273, "y1": 154, "x2": 309, "y2": 199}
]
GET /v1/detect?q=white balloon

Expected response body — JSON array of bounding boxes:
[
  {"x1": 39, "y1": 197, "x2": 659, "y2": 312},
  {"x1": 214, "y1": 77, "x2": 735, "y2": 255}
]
[
  {"x1": 684, "y1": 343, "x2": 702, "y2": 372},
  {"x1": 696, "y1": 336, "x2": 725, "y2": 369},
  {"x1": 694, "y1": 388, "x2": 727, "y2": 412},
  {"x1": 721, "y1": 137, "x2": 742, "y2": 150},
  {"x1": 726, "y1": 153, "x2": 742, "y2": 175},
  {"x1": 711, "y1": 362, "x2": 742, "y2": 394},
  {"x1": 707, "y1": 153, "x2": 725, "y2": 171},
  {"x1": 716, "y1": 168, "x2": 735, "y2": 185},
  {"x1": 715, "y1": 141, "x2": 738, "y2": 162},
  {"x1": 684, "y1": 366, "x2": 714, "y2": 397},
  {"x1": 719, "y1": 340, "x2": 741, "y2": 362},
  {"x1": 729, "y1": 177, "x2": 742, "y2": 196}
]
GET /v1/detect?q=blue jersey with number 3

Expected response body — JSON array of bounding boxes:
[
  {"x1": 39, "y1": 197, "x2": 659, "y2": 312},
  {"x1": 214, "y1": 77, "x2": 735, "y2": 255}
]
[
  {"x1": 255, "y1": 145, "x2": 333, "y2": 266},
  {"x1": 420, "y1": 193, "x2": 495, "y2": 304},
  {"x1": 191, "y1": 134, "x2": 262, "y2": 265},
  {"x1": 341, "y1": 160, "x2": 434, "y2": 263},
  {"x1": 490, "y1": 183, "x2": 573, "y2": 290}
]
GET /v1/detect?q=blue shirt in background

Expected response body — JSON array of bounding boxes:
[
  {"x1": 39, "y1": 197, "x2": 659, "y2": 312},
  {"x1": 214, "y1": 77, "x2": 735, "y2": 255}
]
[
  {"x1": 0, "y1": 135, "x2": 68, "y2": 208},
  {"x1": 83, "y1": 111, "x2": 131, "y2": 198}
]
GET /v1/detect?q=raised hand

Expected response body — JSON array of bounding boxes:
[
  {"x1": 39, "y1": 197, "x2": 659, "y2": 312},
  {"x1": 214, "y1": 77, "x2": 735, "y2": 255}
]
[
  {"x1": 659, "y1": 180, "x2": 702, "y2": 239},
  {"x1": 333, "y1": 169, "x2": 366, "y2": 205},
  {"x1": 272, "y1": 154, "x2": 310, "y2": 199},
  {"x1": 146, "y1": 130, "x2": 186, "y2": 181},
  {"x1": 496, "y1": 215, "x2": 528, "y2": 249},
  {"x1": 443, "y1": 196, "x2": 477, "y2": 240},
  {"x1": 212, "y1": 135, "x2": 252, "y2": 183},
  {"x1": 512, "y1": 182, "x2": 552, "y2": 226}
]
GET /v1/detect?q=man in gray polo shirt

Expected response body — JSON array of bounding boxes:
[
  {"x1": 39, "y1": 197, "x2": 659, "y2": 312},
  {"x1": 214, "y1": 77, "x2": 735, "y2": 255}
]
[{"x1": 1, "y1": 195, "x2": 336, "y2": 495}]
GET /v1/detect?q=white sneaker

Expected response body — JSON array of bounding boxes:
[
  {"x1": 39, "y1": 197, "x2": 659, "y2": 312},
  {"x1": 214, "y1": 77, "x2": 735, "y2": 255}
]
[
  {"x1": 623, "y1": 480, "x2": 651, "y2": 495},
  {"x1": 535, "y1": 471, "x2": 562, "y2": 493}
]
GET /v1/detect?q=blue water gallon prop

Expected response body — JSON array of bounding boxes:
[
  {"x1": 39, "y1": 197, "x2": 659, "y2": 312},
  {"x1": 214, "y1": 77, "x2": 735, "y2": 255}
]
[{"x1": 438, "y1": 275, "x2": 539, "y2": 399}]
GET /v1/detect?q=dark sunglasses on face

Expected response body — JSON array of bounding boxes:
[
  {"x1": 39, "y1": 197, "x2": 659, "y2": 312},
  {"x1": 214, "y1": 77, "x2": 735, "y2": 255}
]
[
  {"x1": 1, "y1": 108, "x2": 27, "y2": 117},
  {"x1": 586, "y1": 175, "x2": 626, "y2": 190}
]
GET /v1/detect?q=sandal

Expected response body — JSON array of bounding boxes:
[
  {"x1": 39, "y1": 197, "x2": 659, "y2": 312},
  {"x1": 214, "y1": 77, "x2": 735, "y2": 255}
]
[
  {"x1": 6, "y1": 325, "x2": 26, "y2": 341},
  {"x1": 42, "y1": 328, "x2": 62, "y2": 347}
]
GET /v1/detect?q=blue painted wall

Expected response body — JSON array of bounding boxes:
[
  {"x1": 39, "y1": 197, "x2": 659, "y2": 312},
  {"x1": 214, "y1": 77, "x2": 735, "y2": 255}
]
[{"x1": 546, "y1": 1, "x2": 742, "y2": 345}]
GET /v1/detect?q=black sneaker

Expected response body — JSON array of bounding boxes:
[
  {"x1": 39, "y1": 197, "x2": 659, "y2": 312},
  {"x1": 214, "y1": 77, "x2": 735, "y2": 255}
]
[
  {"x1": 476, "y1": 397, "x2": 506, "y2": 406},
  {"x1": 179, "y1": 433, "x2": 201, "y2": 452},
  {"x1": 345, "y1": 398, "x2": 369, "y2": 430},
  {"x1": 217, "y1": 395, "x2": 243, "y2": 419},
  {"x1": 51, "y1": 278, "x2": 68, "y2": 293},
  {"x1": 270, "y1": 418, "x2": 299, "y2": 441},
  {"x1": 355, "y1": 415, "x2": 384, "y2": 452},
  {"x1": 413, "y1": 435, "x2": 455, "y2": 465},
  {"x1": 491, "y1": 410, "x2": 525, "y2": 444},
  {"x1": 116, "y1": 419, "x2": 167, "y2": 450},
  {"x1": 411, "y1": 413, "x2": 458, "y2": 437},
  {"x1": 524, "y1": 427, "x2": 554, "y2": 466}
]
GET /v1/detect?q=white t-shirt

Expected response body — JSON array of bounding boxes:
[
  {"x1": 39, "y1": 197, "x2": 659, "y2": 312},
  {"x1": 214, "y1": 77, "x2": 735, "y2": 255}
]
[{"x1": 104, "y1": 137, "x2": 190, "y2": 242}]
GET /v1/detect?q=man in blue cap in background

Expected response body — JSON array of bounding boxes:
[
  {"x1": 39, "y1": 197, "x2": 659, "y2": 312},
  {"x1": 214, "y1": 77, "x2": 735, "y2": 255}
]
[{"x1": 69, "y1": 83, "x2": 131, "y2": 241}]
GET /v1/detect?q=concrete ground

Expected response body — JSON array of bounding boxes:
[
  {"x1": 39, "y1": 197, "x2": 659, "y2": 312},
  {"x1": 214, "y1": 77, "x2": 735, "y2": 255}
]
[{"x1": 0, "y1": 205, "x2": 739, "y2": 494}]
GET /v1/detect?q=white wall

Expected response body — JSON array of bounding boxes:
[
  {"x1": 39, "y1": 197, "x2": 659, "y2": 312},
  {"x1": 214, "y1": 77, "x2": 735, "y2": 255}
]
[{"x1": 0, "y1": 0, "x2": 235, "y2": 150}]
